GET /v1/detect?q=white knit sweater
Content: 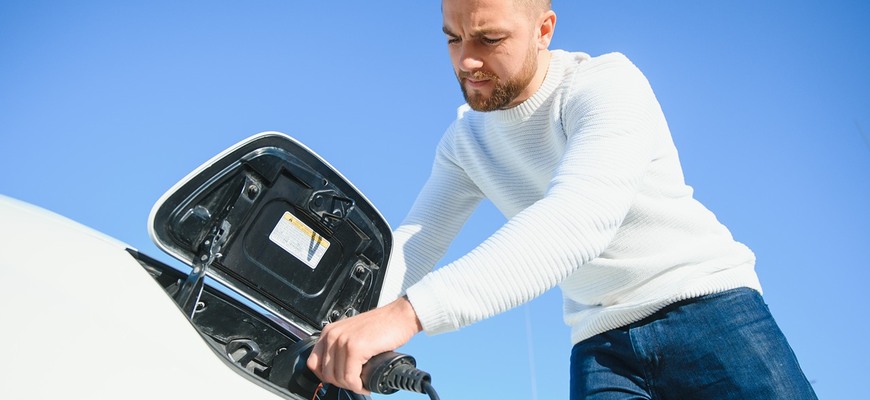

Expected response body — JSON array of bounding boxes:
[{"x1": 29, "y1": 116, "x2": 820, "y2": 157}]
[{"x1": 379, "y1": 50, "x2": 761, "y2": 344}]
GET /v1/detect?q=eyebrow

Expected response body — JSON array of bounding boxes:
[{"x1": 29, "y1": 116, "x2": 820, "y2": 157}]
[{"x1": 442, "y1": 25, "x2": 508, "y2": 38}]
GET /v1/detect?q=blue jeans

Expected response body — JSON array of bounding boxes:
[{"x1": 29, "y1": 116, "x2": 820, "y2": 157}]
[{"x1": 570, "y1": 288, "x2": 817, "y2": 399}]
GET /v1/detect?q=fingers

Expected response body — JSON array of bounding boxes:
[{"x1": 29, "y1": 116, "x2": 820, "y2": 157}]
[
  {"x1": 306, "y1": 340, "x2": 335, "y2": 390},
  {"x1": 306, "y1": 324, "x2": 370, "y2": 394},
  {"x1": 335, "y1": 344, "x2": 367, "y2": 395}
]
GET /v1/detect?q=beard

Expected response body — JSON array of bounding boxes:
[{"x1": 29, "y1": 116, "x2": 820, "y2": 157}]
[{"x1": 457, "y1": 47, "x2": 538, "y2": 112}]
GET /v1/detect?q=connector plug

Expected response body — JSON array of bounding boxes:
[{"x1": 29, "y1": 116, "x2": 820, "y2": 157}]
[{"x1": 361, "y1": 351, "x2": 431, "y2": 395}]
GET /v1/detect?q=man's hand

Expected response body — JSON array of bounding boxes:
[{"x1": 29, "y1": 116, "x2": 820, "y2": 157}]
[{"x1": 306, "y1": 296, "x2": 423, "y2": 394}]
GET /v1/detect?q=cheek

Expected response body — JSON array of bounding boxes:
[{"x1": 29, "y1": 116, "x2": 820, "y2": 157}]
[
  {"x1": 490, "y1": 59, "x2": 516, "y2": 81},
  {"x1": 502, "y1": 46, "x2": 534, "y2": 77},
  {"x1": 447, "y1": 47, "x2": 462, "y2": 72}
]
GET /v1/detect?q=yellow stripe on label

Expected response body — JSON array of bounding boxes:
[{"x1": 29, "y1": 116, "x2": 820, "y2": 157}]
[
  {"x1": 269, "y1": 211, "x2": 330, "y2": 269},
  {"x1": 283, "y1": 212, "x2": 327, "y2": 247}
]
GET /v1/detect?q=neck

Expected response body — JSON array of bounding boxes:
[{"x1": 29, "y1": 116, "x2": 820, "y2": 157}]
[{"x1": 505, "y1": 49, "x2": 552, "y2": 109}]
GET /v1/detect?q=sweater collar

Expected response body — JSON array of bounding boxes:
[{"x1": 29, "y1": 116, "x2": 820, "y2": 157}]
[{"x1": 490, "y1": 49, "x2": 566, "y2": 124}]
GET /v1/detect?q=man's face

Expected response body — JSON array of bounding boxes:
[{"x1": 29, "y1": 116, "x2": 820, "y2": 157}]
[{"x1": 442, "y1": 0, "x2": 544, "y2": 112}]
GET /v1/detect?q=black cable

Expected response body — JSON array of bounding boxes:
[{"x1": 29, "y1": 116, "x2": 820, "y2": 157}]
[{"x1": 422, "y1": 381, "x2": 441, "y2": 400}]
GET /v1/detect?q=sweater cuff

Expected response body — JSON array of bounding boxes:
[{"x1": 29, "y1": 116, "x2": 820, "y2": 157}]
[{"x1": 405, "y1": 279, "x2": 458, "y2": 335}]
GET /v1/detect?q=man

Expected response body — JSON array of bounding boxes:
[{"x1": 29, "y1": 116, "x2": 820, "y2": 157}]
[{"x1": 308, "y1": 0, "x2": 817, "y2": 398}]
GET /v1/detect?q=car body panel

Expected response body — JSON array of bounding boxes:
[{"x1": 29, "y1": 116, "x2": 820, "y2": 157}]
[{"x1": 0, "y1": 195, "x2": 287, "y2": 399}]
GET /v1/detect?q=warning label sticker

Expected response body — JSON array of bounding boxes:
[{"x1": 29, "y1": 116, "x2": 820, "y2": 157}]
[{"x1": 268, "y1": 211, "x2": 330, "y2": 269}]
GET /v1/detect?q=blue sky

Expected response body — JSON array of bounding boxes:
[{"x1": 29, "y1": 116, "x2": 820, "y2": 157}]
[{"x1": 1, "y1": 1, "x2": 868, "y2": 399}]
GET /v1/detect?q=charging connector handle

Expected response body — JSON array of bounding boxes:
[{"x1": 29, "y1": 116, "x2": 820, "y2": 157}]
[{"x1": 361, "y1": 351, "x2": 433, "y2": 395}]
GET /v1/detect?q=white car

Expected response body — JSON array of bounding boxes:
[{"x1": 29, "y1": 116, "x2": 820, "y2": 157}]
[{"x1": 0, "y1": 132, "x2": 433, "y2": 400}]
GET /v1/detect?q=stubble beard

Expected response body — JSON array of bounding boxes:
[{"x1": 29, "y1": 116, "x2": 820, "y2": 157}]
[{"x1": 458, "y1": 47, "x2": 538, "y2": 112}]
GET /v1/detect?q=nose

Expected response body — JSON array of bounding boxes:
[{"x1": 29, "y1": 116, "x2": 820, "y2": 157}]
[{"x1": 457, "y1": 43, "x2": 483, "y2": 72}]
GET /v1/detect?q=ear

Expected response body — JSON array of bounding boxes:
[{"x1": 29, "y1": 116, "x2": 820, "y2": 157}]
[{"x1": 536, "y1": 10, "x2": 556, "y2": 50}]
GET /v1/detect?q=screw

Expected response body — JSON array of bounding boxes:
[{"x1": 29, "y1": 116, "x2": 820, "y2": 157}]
[{"x1": 247, "y1": 184, "x2": 259, "y2": 199}]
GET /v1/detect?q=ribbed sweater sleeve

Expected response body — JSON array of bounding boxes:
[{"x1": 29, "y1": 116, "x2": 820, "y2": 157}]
[{"x1": 376, "y1": 134, "x2": 486, "y2": 305}]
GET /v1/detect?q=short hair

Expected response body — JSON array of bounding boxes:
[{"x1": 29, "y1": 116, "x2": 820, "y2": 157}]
[{"x1": 515, "y1": 0, "x2": 552, "y2": 14}]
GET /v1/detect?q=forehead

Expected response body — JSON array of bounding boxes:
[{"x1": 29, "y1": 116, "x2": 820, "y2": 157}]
[{"x1": 442, "y1": 0, "x2": 527, "y2": 34}]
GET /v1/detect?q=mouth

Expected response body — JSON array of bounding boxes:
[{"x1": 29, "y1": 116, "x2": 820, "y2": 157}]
[
  {"x1": 462, "y1": 76, "x2": 492, "y2": 90},
  {"x1": 459, "y1": 70, "x2": 497, "y2": 90}
]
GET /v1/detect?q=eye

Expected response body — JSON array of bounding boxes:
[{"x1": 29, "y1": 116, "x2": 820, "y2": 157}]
[
  {"x1": 445, "y1": 33, "x2": 462, "y2": 45},
  {"x1": 482, "y1": 37, "x2": 504, "y2": 46}
]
